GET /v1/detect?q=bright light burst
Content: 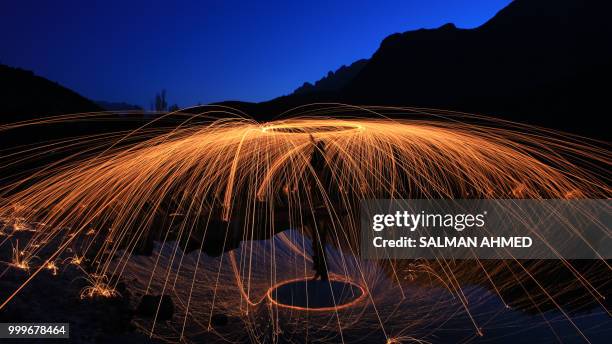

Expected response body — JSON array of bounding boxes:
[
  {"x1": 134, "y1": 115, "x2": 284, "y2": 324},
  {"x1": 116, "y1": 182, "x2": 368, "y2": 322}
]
[{"x1": 0, "y1": 105, "x2": 609, "y2": 342}]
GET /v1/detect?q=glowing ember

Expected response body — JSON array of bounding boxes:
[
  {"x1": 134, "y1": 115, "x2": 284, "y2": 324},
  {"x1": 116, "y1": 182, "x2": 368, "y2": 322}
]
[
  {"x1": 80, "y1": 282, "x2": 118, "y2": 299},
  {"x1": 45, "y1": 261, "x2": 58, "y2": 275},
  {"x1": 10, "y1": 242, "x2": 30, "y2": 272}
]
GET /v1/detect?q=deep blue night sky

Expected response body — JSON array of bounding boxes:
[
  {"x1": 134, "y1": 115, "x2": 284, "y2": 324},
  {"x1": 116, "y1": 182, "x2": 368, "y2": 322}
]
[{"x1": 1, "y1": 0, "x2": 511, "y2": 108}]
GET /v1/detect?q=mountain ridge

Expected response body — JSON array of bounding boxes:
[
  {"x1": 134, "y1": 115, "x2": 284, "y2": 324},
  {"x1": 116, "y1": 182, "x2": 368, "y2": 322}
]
[
  {"x1": 0, "y1": 64, "x2": 102, "y2": 123},
  {"x1": 292, "y1": 59, "x2": 368, "y2": 95},
  {"x1": 219, "y1": 0, "x2": 611, "y2": 139}
]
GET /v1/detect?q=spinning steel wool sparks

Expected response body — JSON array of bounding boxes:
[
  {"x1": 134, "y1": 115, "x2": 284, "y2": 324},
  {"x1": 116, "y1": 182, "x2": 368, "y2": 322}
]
[{"x1": 0, "y1": 105, "x2": 609, "y2": 342}]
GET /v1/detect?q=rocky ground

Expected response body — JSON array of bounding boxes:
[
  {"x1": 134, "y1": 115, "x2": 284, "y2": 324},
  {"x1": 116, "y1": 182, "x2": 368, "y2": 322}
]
[{"x1": 0, "y1": 224, "x2": 163, "y2": 343}]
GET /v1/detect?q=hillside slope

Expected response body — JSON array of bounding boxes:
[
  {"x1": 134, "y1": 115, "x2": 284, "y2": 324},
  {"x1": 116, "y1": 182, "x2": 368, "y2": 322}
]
[
  {"x1": 228, "y1": 0, "x2": 610, "y2": 138},
  {"x1": 0, "y1": 64, "x2": 101, "y2": 122}
]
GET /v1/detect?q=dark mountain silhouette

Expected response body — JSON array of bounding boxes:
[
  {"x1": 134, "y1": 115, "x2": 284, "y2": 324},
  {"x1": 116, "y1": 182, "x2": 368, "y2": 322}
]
[
  {"x1": 343, "y1": 0, "x2": 612, "y2": 138},
  {"x1": 292, "y1": 59, "x2": 368, "y2": 95},
  {"x1": 219, "y1": 0, "x2": 611, "y2": 139},
  {"x1": 0, "y1": 64, "x2": 101, "y2": 123},
  {"x1": 95, "y1": 101, "x2": 143, "y2": 111},
  {"x1": 0, "y1": 66, "x2": 148, "y2": 169}
]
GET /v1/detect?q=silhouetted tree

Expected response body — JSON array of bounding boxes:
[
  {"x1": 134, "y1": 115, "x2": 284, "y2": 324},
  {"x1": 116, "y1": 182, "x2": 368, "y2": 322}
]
[
  {"x1": 168, "y1": 104, "x2": 179, "y2": 112},
  {"x1": 153, "y1": 90, "x2": 168, "y2": 111}
]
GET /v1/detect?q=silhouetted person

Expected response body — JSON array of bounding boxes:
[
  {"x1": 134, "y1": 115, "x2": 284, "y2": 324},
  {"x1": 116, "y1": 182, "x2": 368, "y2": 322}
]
[{"x1": 309, "y1": 134, "x2": 330, "y2": 281}]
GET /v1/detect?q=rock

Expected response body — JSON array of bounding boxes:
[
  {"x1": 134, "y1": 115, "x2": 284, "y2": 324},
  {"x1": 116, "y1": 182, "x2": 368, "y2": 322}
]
[
  {"x1": 210, "y1": 313, "x2": 229, "y2": 327},
  {"x1": 136, "y1": 294, "x2": 174, "y2": 321}
]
